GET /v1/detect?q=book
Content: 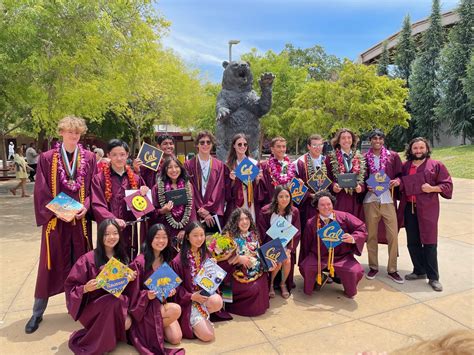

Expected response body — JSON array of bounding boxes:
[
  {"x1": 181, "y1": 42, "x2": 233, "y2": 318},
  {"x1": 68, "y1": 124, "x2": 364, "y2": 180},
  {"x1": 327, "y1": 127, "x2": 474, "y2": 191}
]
[
  {"x1": 337, "y1": 173, "x2": 358, "y2": 189},
  {"x1": 144, "y1": 262, "x2": 182, "y2": 301},
  {"x1": 96, "y1": 257, "x2": 133, "y2": 298},
  {"x1": 137, "y1": 142, "x2": 163, "y2": 172},
  {"x1": 266, "y1": 215, "x2": 298, "y2": 248},
  {"x1": 366, "y1": 170, "x2": 390, "y2": 197},
  {"x1": 307, "y1": 168, "x2": 332, "y2": 192},
  {"x1": 258, "y1": 238, "x2": 288, "y2": 270},
  {"x1": 164, "y1": 188, "x2": 188, "y2": 206},
  {"x1": 123, "y1": 190, "x2": 155, "y2": 219},
  {"x1": 46, "y1": 192, "x2": 84, "y2": 222},
  {"x1": 235, "y1": 157, "x2": 259, "y2": 185},
  {"x1": 194, "y1": 259, "x2": 227, "y2": 295},
  {"x1": 289, "y1": 177, "x2": 308, "y2": 205},
  {"x1": 317, "y1": 221, "x2": 344, "y2": 249},
  {"x1": 206, "y1": 233, "x2": 237, "y2": 261}
]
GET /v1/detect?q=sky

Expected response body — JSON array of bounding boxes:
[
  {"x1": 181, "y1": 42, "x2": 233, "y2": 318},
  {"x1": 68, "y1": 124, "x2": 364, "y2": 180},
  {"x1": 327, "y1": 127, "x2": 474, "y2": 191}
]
[{"x1": 156, "y1": 0, "x2": 460, "y2": 83}]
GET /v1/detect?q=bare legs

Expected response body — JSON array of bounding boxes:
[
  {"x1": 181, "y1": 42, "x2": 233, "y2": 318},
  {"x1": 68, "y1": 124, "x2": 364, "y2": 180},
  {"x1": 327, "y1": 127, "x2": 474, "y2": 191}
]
[
  {"x1": 193, "y1": 294, "x2": 223, "y2": 342},
  {"x1": 270, "y1": 258, "x2": 291, "y2": 299},
  {"x1": 160, "y1": 302, "x2": 182, "y2": 345},
  {"x1": 10, "y1": 178, "x2": 30, "y2": 197}
]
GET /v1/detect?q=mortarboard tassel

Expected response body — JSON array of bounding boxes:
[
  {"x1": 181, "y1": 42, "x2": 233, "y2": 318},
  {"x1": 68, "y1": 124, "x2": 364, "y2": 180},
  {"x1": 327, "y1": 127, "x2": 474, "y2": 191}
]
[{"x1": 247, "y1": 176, "x2": 253, "y2": 207}]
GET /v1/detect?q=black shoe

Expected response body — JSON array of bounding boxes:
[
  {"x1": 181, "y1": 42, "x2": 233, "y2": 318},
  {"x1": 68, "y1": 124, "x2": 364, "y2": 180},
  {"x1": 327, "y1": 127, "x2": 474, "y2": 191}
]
[
  {"x1": 429, "y1": 280, "x2": 443, "y2": 292},
  {"x1": 25, "y1": 315, "x2": 42, "y2": 334}
]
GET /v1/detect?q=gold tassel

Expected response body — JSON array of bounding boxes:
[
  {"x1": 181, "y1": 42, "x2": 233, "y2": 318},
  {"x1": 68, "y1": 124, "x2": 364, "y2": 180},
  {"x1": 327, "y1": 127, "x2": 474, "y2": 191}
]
[
  {"x1": 317, "y1": 232, "x2": 322, "y2": 285},
  {"x1": 247, "y1": 177, "x2": 253, "y2": 207},
  {"x1": 45, "y1": 217, "x2": 57, "y2": 271}
]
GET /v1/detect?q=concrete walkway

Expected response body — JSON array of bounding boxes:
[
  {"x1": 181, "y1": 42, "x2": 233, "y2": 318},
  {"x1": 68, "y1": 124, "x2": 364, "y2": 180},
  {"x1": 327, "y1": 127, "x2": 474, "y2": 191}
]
[{"x1": 0, "y1": 178, "x2": 472, "y2": 354}]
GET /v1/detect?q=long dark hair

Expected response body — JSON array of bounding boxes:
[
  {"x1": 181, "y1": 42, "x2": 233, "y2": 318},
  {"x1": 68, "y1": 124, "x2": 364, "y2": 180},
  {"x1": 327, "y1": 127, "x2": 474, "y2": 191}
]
[
  {"x1": 180, "y1": 221, "x2": 208, "y2": 268},
  {"x1": 223, "y1": 208, "x2": 258, "y2": 239},
  {"x1": 160, "y1": 156, "x2": 189, "y2": 184},
  {"x1": 143, "y1": 224, "x2": 174, "y2": 271},
  {"x1": 405, "y1": 137, "x2": 432, "y2": 161},
  {"x1": 94, "y1": 219, "x2": 128, "y2": 267},
  {"x1": 330, "y1": 128, "x2": 359, "y2": 150},
  {"x1": 226, "y1": 133, "x2": 250, "y2": 169},
  {"x1": 267, "y1": 185, "x2": 293, "y2": 217}
]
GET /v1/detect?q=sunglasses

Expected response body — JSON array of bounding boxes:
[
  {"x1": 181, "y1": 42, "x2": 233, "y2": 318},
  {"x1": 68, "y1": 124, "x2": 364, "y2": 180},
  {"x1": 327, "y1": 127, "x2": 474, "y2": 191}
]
[
  {"x1": 237, "y1": 142, "x2": 248, "y2": 147},
  {"x1": 311, "y1": 144, "x2": 324, "y2": 148},
  {"x1": 198, "y1": 140, "x2": 212, "y2": 146}
]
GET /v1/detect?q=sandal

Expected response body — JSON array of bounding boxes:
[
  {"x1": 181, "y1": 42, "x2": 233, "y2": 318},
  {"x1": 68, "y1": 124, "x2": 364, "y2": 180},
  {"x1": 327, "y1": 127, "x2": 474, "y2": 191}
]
[
  {"x1": 10, "y1": 188, "x2": 16, "y2": 196},
  {"x1": 280, "y1": 283, "x2": 290, "y2": 299},
  {"x1": 269, "y1": 284, "x2": 275, "y2": 298}
]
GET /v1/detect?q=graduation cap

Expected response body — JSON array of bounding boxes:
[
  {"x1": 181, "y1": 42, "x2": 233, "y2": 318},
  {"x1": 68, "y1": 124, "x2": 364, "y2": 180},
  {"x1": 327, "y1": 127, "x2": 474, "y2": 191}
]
[
  {"x1": 307, "y1": 168, "x2": 332, "y2": 193},
  {"x1": 137, "y1": 142, "x2": 163, "y2": 172},
  {"x1": 258, "y1": 238, "x2": 288, "y2": 270},
  {"x1": 366, "y1": 170, "x2": 390, "y2": 197},
  {"x1": 124, "y1": 190, "x2": 154, "y2": 219},
  {"x1": 289, "y1": 177, "x2": 308, "y2": 205},
  {"x1": 235, "y1": 157, "x2": 259, "y2": 185},
  {"x1": 316, "y1": 220, "x2": 344, "y2": 283},
  {"x1": 266, "y1": 215, "x2": 298, "y2": 248}
]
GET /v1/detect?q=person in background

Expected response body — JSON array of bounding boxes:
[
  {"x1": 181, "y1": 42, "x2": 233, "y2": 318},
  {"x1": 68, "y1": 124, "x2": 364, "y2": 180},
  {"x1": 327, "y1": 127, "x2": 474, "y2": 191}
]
[
  {"x1": 26, "y1": 143, "x2": 39, "y2": 182},
  {"x1": 10, "y1": 146, "x2": 32, "y2": 197}
]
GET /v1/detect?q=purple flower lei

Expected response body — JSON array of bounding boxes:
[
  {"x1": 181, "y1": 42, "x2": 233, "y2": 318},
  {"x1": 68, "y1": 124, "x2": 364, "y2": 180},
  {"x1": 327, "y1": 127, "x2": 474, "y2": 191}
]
[
  {"x1": 55, "y1": 142, "x2": 86, "y2": 192},
  {"x1": 366, "y1": 146, "x2": 389, "y2": 174},
  {"x1": 267, "y1": 154, "x2": 296, "y2": 186}
]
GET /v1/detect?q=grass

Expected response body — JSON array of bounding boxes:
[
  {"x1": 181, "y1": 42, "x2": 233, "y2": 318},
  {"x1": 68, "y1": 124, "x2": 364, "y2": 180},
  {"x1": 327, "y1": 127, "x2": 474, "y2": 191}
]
[{"x1": 427, "y1": 145, "x2": 473, "y2": 179}]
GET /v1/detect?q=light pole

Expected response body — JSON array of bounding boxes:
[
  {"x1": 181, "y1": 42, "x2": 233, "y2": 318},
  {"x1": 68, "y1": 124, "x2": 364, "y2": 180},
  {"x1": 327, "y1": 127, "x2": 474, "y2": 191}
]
[{"x1": 228, "y1": 40, "x2": 240, "y2": 62}]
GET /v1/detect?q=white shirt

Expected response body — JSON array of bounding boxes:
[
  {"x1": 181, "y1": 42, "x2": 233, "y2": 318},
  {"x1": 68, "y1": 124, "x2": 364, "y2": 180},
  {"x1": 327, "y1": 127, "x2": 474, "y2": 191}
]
[
  {"x1": 198, "y1": 156, "x2": 211, "y2": 197},
  {"x1": 295, "y1": 154, "x2": 323, "y2": 175},
  {"x1": 26, "y1": 147, "x2": 38, "y2": 165}
]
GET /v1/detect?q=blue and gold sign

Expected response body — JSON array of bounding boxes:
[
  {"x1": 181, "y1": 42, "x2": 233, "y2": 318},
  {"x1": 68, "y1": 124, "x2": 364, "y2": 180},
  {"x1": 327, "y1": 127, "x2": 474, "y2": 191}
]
[
  {"x1": 317, "y1": 221, "x2": 344, "y2": 249},
  {"x1": 289, "y1": 177, "x2": 308, "y2": 205},
  {"x1": 145, "y1": 262, "x2": 182, "y2": 300},
  {"x1": 258, "y1": 238, "x2": 288, "y2": 270},
  {"x1": 235, "y1": 157, "x2": 259, "y2": 185},
  {"x1": 307, "y1": 168, "x2": 332, "y2": 192},
  {"x1": 137, "y1": 142, "x2": 163, "y2": 172},
  {"x1": 266, "y1": 215, "x2": 298, "y2": 247},
  {"x1": 366, "y1": 170, "x2": 390, "y2": 197}
]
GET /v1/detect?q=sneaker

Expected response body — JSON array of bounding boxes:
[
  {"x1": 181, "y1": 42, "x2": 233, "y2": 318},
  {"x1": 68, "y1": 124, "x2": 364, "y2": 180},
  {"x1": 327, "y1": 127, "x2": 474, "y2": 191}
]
[
  {"x1": 404, "y1": 272, "x2": 427, "y2": 281},
  {"x1": 429, "y1": 280, "x2": 443, "y2": 292},
  {"x1": 388, "y1": 272, "x2": 404, "y2": 284},
  {"x1": 365, "y1": 268, "x2": 378, "y2": 280}
]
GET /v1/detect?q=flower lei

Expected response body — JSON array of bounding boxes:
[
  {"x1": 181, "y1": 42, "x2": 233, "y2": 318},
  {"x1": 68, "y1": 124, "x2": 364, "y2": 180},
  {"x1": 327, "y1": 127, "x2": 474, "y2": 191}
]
[
  {"x1": 366, "y1": 146, "x2": 390, "y2": 174},
  {"x1": 304, "y1": 153, "x2": 327, "y2": 182},
  {"x1": 55, "y1": 143, "x2": 86, "y2": 192},
  {"x1": 188, "y1": 250, "x2": 208, "y2": 318},
  {"x1": 102, "y1": 164, "x2": 138, "y2": 203},
  {"x1": 329, "y1": 149, "x2": 366, "y2": 188},
  {"x1": 157, "y1": 178, "x2": 193, "y2": 229},
  {"x1": 267, "y1": 155, "x2": 296, "y2": 186}
]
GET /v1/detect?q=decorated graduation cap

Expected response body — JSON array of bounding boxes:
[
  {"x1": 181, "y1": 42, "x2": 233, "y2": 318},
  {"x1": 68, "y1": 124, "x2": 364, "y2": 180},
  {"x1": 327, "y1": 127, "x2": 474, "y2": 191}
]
[
  {"x1": 366, "y1": 170, "x2": 390, "y2": 197},
  {"x1": 316, "y1": 219, "x2": 344, "y2": 285},
  {"x1": 307, "y1": 168, "x2": 332, "y2": 193},
  {"x1": 144, "y1": 262, "x2": 182, "y2": 301},
  {"x1": 124, "y1": 190, "x2": 154, "y2": 219},
  {"x1": 266, "y1": 215, "x2": 298, "y2": 248},
  {"x1": 235, "y1": 157, "x2": 259, "y2": 207},
  {"x1": 289, "y1": 177, "x2": 308, "y2": 205},
  {"x1": 137, "y1": 142, "x2": 163, "y2": 172}
]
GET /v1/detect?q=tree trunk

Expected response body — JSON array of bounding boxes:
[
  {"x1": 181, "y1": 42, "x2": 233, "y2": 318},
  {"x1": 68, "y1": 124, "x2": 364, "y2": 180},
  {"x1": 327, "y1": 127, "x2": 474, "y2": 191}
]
[
  {"x1": 0, "y1": 132, "x2": 8, "y2": 175},
  {"x1": 295, "y1": 137, "x2": 299, "y2": 155}
]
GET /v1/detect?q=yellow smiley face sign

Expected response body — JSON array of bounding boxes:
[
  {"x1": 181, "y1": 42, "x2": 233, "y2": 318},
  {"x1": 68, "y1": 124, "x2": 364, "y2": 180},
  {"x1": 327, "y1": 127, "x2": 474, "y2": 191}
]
[{"x1": 132, "y1": 195, "x2": 147, "y2": 211}]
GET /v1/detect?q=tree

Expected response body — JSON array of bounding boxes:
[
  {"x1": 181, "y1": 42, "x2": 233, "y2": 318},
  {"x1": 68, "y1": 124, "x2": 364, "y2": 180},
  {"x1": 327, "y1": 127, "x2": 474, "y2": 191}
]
[
  {"x1": 465, "y1": 54, "x2": 474, "y2": 106},
  {"x1": 377, "y1": 41, "x2": 390, "y2": 76},
  {"x1": 194, "y1": 83, "x2": 221, "y2": 133},
  {"x1": 436, "y1": 0, "x2": 474, "y2": 144},
  {"x1": 285, "y1": 61, "x2": 410, "y2": 140},
  {"x1": 409, "y1": 0, "x2": 444, "y2": 145}
]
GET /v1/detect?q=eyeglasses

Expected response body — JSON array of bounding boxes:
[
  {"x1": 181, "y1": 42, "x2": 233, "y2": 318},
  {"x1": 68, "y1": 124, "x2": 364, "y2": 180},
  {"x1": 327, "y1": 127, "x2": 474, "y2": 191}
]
[
  {"x1": 198, "y1": 140, "x2": 212, "y2": 146},
  {"x1": 311, "y1": 144, "x2": 324, "y2": 148},
  {"x1": 237, "y1": 142, "x2": 248, "y2": 147}
]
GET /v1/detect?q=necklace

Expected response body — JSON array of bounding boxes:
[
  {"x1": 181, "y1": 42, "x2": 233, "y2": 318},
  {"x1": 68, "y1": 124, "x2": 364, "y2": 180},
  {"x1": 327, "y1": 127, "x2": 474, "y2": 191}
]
[
  {"x1": 157, "y1": 178, "x2": 193, "y2": 229},
  {"x1": 103, "y1": 164, "x2": 138, "y2": 202},
  {"x1": 267, "y1": 155, "x2": 296, "y2": 186},
  {"x1": 366, "y1": 146, "x2": 389, "y2": 174},
  {"x1": 55, "y1": 143, "x2": 86, "y2": 191}
]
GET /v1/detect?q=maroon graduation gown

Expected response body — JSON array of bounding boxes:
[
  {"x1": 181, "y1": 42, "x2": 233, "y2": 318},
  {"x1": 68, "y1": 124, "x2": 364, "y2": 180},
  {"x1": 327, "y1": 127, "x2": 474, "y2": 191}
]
[
  {"x1": 397, "y1": 159, "x2": 453, "y2": 245},
  {"x1": 363, "y1": 150, "x2": 402, "y2": 244},
  {"x1": 325, "y1": 156, "x2": 366, "y2": 221},
  {"x1": 91, "y1": 169, "x2": 145, "y2": 260},
  {"x1": 64, "y1": 251, "x2": 130, "y2": 355},
  {"x1": 33, "y1": 148, "x2": 96, "y2": 299},
  {"x1": 129, "y1": 254, "x2": 184, "y2": 355},
  {"x1": 184, "y1": 156, "x2": 225, "y2": 221},
  {"x1": 257, "y1": 205, "x2": 301, "y2": 290},
  {"x1": 299, "y1": 211, "x2": 366, "y2": 297}
]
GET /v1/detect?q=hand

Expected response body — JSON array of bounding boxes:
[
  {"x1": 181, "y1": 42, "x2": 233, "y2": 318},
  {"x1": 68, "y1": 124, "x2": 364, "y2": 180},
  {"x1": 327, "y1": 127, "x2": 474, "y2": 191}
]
[
  {"x1": 256, "y1": 170, "x2": 263, "y2": 183},
  {"x1": 355, "y1": 185, "x2": 362, "y2": 193},
  {"x1": 229, "y1": 170, "x2": 236, "y2": 181},
  {"x1": 239, "y1": 255, "x2": 253, "y2": 268},
  {"x1": 367, "y1": 186, "x2": 374, "y2": 192},
  {"x1": 75, "y1": 206, "x2": 88, "y2": 220},
  {"x1": 161, "y1": 201, "x2": 174, "y2": 214},
  {"x1": 84, "y1": 279, "x2": 98, "y2": 293},
  {"x1": 421, "y1": 183, "x2": 434, "y2": 193},
  {"x1": 204, "y1": 214, "x2": 215, "y2": 227},
  {"x1": 342, "y1": 233, "x2": 355, "y2": 244},
  {"x1": 127, "y1": 270, "x2": 137, "y2": 282},
  {"x1": 285, "y1": 248, "x2": 291, "y2": 259},
  {"x1": 133, "y1": 158, "x2": 143, "y2": 173},
  {"x1": 389, "y1": 179, "x2": 400, "y2": 188},
  {"x1": 139, "y1": 186, "x2": 149, "y2": 196},
  {"x1": 115, "y1": 218, "x2": 127, "y2": 229},
  {"x1": 177, "y1": 230, "x2": 185, "y2": 241},
  {"x1": 191, "y1": 291, "x2": 208, "y2": 304},
  {"x1": 147, "y1": 290, "x2": 157, "y2": 300},
  {"x1": 259, "y1": 72, "x2": 275, "y2": 88},
  {"x1": 268, "y1": 260, "x2": 278, "y2": 272},
  {"x1": 333, "y1": 183, "x2": 342, "y2": 193},
  {"x1": 197, "y1": 208, "x2": 210, "y2": 219}
]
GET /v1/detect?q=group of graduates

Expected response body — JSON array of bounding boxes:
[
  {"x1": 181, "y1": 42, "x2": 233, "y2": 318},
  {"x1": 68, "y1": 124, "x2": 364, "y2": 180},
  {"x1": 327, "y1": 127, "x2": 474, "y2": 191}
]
[{"x1": 24, "y1": 116, "x2": 453, "y2": 355}]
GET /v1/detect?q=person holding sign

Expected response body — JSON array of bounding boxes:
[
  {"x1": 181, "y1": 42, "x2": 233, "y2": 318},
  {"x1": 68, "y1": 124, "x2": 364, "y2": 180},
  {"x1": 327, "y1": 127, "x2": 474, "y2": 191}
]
[
  {"x1": 171, "y1": 222, "x2": 224, "y2": 342},
  {"x1": 258, "y1": 186, "x2": 301, "y2": 298},
  {"x1": 151, "y1": 156, "x2": 196, "y2": 251},
  {"x1": 299, "y1": 191, "x2": 366, "y2": 298},
  {"x1": 26, "y1": 116, "x2": 96, "y2": 334},
  {"x1": 224, "y1": 133, "x2": 263, "y2": 224},
  {"x1": 64, "y1": 219, "x2": 137, "y2": 354},
  {"x1": 295, "y1": 134, "x2": 328, "y2": 231},
  {"x1": 185, "y1": 131, "x2": 226, "y2": 233},
  {"x1": 363, "y1": 129, "x2": 403, "y2": 283},
  {"x1": 92, "y1": 139, "x2": 149, "y2": 260},
  {"x1": 326, "y1": 128, "x2": 366, "y2": 221},
  {"x1": 134, "y1": 134, "x2": 175, "y2": 189},
  {"x1": 220, "y1": 208, "x2": 270, "y2": 316},
  {"x1": 129, "y1": 224, "x2": 183, "y2": 353},
  {"x1": 397, "y1": 137, "x2": 453, "y2": 292}
]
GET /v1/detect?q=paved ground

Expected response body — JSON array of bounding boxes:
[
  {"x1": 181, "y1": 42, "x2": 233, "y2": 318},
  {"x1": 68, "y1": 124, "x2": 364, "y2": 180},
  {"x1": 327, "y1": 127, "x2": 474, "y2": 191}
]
[{"x1": 0, "y1": 178, "x2": 472, "y2": 354}]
